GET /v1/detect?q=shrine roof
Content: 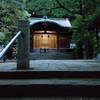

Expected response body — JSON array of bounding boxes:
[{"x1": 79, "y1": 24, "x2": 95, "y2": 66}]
[
  {"x1": 30, "y1": 17, "x2": 72, "y2": 28},
  {"x1": 85, "y1": 14, "x2": 100, "y2": 30}
]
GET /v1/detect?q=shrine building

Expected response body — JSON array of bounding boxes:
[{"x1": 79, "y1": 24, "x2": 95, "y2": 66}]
[
  {"x1": 85, "y1": 14, "x2": 100, "y2": 40},
  {"x1": 30, "y1": 16, "x2": 72, "y2": 52}
]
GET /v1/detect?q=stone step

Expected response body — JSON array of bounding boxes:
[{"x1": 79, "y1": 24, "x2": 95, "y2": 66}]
[
  {"x1": 0, "y1": 71, "x2": 100, "y2": 79},
  {"x1": 29, "y1": 53, "x2": 74, "y2": 60},
  {"x1": 0, "y1": 97, "x2": 100, "y2": 100},
  {"x1": 0, "y1": 78, "x2": 100, "y2": 97}
]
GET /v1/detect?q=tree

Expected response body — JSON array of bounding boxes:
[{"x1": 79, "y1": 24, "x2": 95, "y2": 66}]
[
  {"x1": 70, "y1": 0, "x2": 100, "y2": 58},
  {"x1": 0, "y1": 0, "x2": 30, "y2": 46},
  {"x1": 71, "y1": 15, "x2": 95, "y2": 58},
  {"x1": 25, "y1": 0, "x2": 100, "y2": 20},
  {"x1": 25, "y1": 0, "x2": 79, "y2": 18}
]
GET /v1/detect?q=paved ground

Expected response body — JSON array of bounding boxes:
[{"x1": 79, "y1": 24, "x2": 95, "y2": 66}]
[
  {"x1": 0, "y1": 59, "x2": 100, "y2": 71},
  {"x1": 0, "y1": 78, "x2": 100, "y2": 85},
  {"x1": 0, "y1": 59, "x2": 100, "y2": 99}
]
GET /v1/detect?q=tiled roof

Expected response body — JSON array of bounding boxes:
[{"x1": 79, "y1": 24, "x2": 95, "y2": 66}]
[
  {"x1": 85, "y1": 14, "x2": 100, "y2": 30},
  {"x1": 30, "y1": 18, "x2": 72, "y2": 28}
]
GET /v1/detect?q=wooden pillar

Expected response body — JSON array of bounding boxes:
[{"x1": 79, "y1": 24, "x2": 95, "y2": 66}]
[
  {"x1": 32, "y1": 34, "x2": 34, "y2": 49},
  {"x1": 57, "y1": 31, "x2": 59, "y2": 51},
  {"x1": 17, "y1": 20, "x2": 30, "y2": 69},
  {"x1": 30, "y1": 28, "x2": 34, "y2": 50},
  {"x1": 30, "y1": 33, "x2": 33, "y2": 51}
]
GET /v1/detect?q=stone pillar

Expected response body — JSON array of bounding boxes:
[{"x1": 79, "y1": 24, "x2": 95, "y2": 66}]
[
  {"x1": 97, "y1": 54, "x2": 100, "y2": 62},
  {"x1": 17, "y1": 20, "x2": 30, "y2": 69}
]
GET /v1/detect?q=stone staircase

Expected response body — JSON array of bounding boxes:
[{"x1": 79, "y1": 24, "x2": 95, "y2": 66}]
[
  {"x1": 0, "y1": 69, "x2": 100, "y2": 97},
  {"x1": 30, "y1": 52, "x2": 74, "y2": 60}
]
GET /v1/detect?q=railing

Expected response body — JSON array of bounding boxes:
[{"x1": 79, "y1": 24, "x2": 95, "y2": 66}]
[{"x1": 0, "y1": 31, "x2": 22, "y2": 60}]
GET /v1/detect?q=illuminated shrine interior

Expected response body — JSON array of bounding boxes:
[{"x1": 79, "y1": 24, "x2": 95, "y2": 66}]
[{"x1": 30, "y1": 19, "x2": 72, "y2": 52}]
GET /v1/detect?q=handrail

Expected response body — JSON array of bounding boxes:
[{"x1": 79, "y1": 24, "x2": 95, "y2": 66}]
[{"x1": 0, "y1": 31, "x2": 22, "y2": 59}]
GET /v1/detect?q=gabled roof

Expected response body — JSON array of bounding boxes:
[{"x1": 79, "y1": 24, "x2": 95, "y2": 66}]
[
  {"x1": 30, "y1": 17, "x2": 72, "y2": 28},
  {"x1": 85, "y1": 14, "x2": 100, "y2": 30}
]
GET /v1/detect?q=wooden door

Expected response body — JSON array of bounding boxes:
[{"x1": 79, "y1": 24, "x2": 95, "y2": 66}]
[
  {"x1": 33, "y1": 34, "x2": 57, "y2": 49},
  {"x1": 49, "y1": 35, "x2": 57, "y2": 48}
]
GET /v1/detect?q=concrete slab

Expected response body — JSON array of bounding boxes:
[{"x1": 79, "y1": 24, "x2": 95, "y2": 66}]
[
  {"x1": 0, "y1": 78, "x2": 100, "y2": 97},
  {"x1": 0, "y1": 59, "x2": 100, "y2": 71},
  {"x1": 0, "y1": 78, "x2": 100, "y2": 85},
  {"x1": 0, "y1": 97, "x2": 100, "y2": 100}
]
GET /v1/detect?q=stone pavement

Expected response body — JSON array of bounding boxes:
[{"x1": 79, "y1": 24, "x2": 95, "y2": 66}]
[
  {"x1": 0, "y1": 59, "x2": 100, "y2": 99},
  {"x1": 0, "y1": 59, "x2": 100, "y2": 71}
]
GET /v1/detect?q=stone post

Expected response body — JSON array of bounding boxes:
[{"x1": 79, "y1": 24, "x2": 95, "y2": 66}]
[
  {"x1": 17, "y1": 20, "x2": 30, "y2": 69},
  {"x1": 97, "y1": 54, "x2": 100, "y2": 62}
]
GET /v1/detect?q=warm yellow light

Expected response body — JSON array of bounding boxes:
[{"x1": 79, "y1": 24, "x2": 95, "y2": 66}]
[
  {"x1": 47, "y1": 31, "x2": 56, "y2": 33},
  {"x1": 34, "y1": 31, "x2": 44, "y2": 33},
  {"x1": 34, "y1": 31, "x2": 56, "y2": 33}
]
